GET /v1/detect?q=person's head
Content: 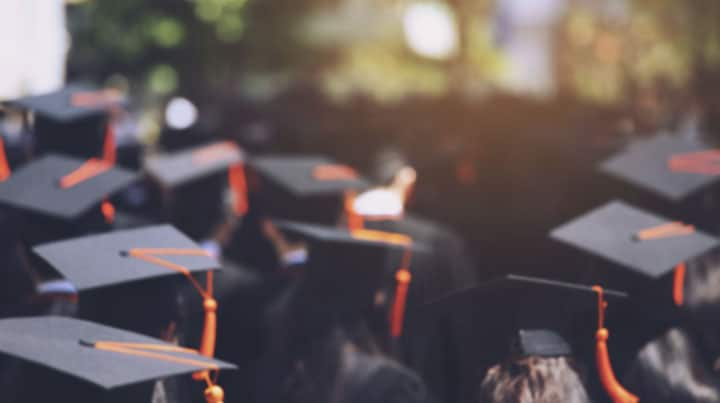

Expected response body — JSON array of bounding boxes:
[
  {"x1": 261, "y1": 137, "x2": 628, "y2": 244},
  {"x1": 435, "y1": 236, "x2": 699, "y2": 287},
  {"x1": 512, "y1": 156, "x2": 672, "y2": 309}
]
[
  {"x1": 684, "y1": 247, "x2": 720, "y2": 361},
  {"x1": 478, "y1": 355, "x2": 591, "y2": 403},
  {"x1": 623, "y1": 327, "x2": 720, "y2": 403}
]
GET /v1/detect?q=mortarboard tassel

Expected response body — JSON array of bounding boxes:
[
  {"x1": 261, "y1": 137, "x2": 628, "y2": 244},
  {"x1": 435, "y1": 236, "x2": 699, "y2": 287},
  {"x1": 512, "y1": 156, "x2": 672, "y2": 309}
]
[
  {"x1": 57, "y1": 158, "x2": 117, "y2": 224},
  {"x1": 0, "y1": 135, "x2": 10, "y2": 181},
  {"x1": 592, "y1": 285, "x2": 639, "y2": 403},
  {"x1": 634, "y1": 222, "x2": 695, "y2": 307},
  {"x1": 228, "y1": 163, "x2": 248, "y2": 217},
  {"x1": 390, "y1": 251, "x2": 412, "y2": 340},
  {"x1": 350, "y1": 228, "x2": 413, "y2": 350},
  {"x1": 673, "y1": 262, "x2": 686, "y2": 307},
  {"x1": 344, "y1": 191, "x2": 365, "y2": 232},
  {"x1": 102, "y1": 121, "x2": 116, "y2": 165},
  {"x1": 191, "y1": 141, "x2": 247, "y2": 217},
  {"x1": 125, "y1": 248, "x2": 218, "y2": 359},
  {"x1": 84, "y1": 341, "x2": 225, "y2": 403}
]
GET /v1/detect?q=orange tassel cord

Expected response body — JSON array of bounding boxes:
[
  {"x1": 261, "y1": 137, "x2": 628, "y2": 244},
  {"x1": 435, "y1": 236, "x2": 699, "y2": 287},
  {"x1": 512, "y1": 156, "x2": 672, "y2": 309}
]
[
  {"x1": 592, "y1": 285, "x2": 639, "y2": 403},
  {"x1": 125, "y1": 248, "x2": 218, "y2": 360},
  {"x1": 191, "y1": 142, "x2": 247, "y2": 217},
  {"x1": 344, "y1": 191, "x2": 365, "y2": 232},
  {"x1": 350, "y1": 228, "x2": 413, "y2": 340},
  {"x1": 87, "y1": 340, "x2": 224, "y2": 403},
  {"x1": 673, "y1": 263, "x2": 686, "y2": 307},
  {"x1": 0, "y1": 135, "x2": 10, "y2": 181}
]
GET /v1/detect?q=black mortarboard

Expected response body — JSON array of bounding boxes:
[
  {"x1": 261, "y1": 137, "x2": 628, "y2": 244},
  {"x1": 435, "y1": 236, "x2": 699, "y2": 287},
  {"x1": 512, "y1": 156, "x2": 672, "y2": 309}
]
[
  {"x1": 550, "y1": 200, "x2": 718, "y2": 286},
  {"x1": 144, "y1": 141, "x2": 245, "y2": 239},
  {"x1": 273, "y1": 220, "x2": 414, "y2": 318},
  {"x1": 32, "y1": 224, "x2": 219, "y2": 291},
  {"x1": 250, "y1": 155, "x2": 370, "y2": 224},
  {"x1": 0, "y1": 154, "x2": 136, "y2": 222},
  {"x1": 6, "y1": 85, "x2": 125, "y2": 158},
  {"x1": 145, "y1": 141, "x2": 243, "y2": 189},
  {"x1": 550, "y1": 200, "x2": 720, "y2": 383},
  {"x1": 0, "y1": 316, "x2": 234, "y2": 390},
  {"x1": 423, "y1": 274, "x2": 627, "y2": 371},
  {"x1": 599, "y1": 134, "x2": 720, "y2": 202},
  {"x1": 0, "y1": 154, "x2": 137, "y2": 243}
]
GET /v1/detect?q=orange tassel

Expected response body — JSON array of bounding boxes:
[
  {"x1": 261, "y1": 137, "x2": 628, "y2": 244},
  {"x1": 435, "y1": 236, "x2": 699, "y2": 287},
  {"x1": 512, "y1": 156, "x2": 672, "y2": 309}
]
[
  {"x1": 390, "y1": 266, "x2": 412, "y2": 339},
  {"x1": 101, "y1": 199, "x2": 115, "y2": 224},
  {"x1": 228, "y1": 163, "x2": 248, "y2": 217},
  {"x1": 673, "y1": 262, "x2": 686, "y2": 307},
  {"x1": 127, "y1": 248, "x2": 219, "y2": 370},
  {"x1": 344, "y1": 191, "x2": 364, "y2": 232},
  {"x1": 592, "y1": 286, "x2": 639, "y2": 403},
  {"x1": 102, "y1": 122, "x2": 116, "y2": 165},
  {"x1": 88, "y1": 340, "x2": 225, "y2": 403},
  {"x1": 0, "y1": 136, "x2": 10, "y2": 182}
]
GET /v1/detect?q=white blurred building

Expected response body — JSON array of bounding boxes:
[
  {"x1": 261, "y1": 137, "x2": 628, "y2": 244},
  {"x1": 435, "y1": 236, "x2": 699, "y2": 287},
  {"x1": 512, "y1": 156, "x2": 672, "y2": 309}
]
[
  {"x1": 0, "y1": 0, "x2": 68, "y2": 100},
  {"x1": 494, "y1": 0, "x2": 567, "y2": 97}
]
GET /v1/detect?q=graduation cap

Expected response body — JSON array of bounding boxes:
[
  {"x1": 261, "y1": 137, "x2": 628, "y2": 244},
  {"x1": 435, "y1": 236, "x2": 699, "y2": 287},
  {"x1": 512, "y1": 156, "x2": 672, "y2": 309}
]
[
  {"x1": 144, "y1": 141, "x2": 247, "y2": 239},
  {"x1": 5, "y1": 85, "x2": 125, "y2": 159},
  {"x1": 0, "y1": 154, "x2": 137, "y2": 243},
  {"x1": 250, "y1": 155, "x2": 370, "y2": 225},
  {"x1": 599, "y1": 134, "x2": 720, "y2": 202},
  {"x1": 423, "y1": 274, "x2": 636, "y2": 403},
  {"x1": 0, "y1": 316, "x2": 234, "y2": 402},
  {"x1": 550, "y1": 200, "x2": 718, "y2": 306},
  {"x1": 273, "y1": 220, "x2": 416, "y2": 343},
  {"x1": 32, "y1": 225, "x2": 223, "y2": 360}
]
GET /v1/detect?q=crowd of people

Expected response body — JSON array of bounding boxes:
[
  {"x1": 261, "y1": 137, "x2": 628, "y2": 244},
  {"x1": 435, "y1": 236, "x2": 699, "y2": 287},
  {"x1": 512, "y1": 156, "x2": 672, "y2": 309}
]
[{"x1": 0, "y1": 81, "x2": 720, "y2": 403}]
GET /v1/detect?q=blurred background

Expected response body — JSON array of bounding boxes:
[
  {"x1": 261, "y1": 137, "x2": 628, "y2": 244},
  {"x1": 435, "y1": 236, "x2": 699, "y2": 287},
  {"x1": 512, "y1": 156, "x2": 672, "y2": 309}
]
[{"x1": 3, "y1": 0, "x2": 720, "y2": 274}]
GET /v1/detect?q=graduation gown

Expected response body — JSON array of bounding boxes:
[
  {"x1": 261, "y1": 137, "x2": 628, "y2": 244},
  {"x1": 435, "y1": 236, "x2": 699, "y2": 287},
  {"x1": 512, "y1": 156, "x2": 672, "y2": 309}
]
[{"x1": 365, "y1": 213, "x2": 477, "y2": 403}]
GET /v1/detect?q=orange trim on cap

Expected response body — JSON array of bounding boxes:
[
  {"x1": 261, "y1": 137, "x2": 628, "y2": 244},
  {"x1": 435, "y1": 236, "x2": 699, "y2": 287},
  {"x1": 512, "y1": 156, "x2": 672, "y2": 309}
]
[
  {"x1": 59, "y1": 158, "x2": 111, "y2": 189},
  {"x1": 591, "y1": 286, "x2": 639, "y2": 403},
  {"x1": 350, "y1": 228, "x2": 412, "y2": 246},
  {"x1": 673, "y1": 262, "x2": 686, "y2": 307},
  {"x1": 89, "y1": 341, "x2": 225, "y2": 403},
  {"x1": 0, "y1": 135, "x2": 10, "y2": 182},
  {"x1": 70, "y1": 89, "x2": 124, "y2": 109},
  {"x1": 635, "y1": 222, "x2": 694, "y2": 241},
  {"x1": 312, "y1": 164, "x2": 359, "y2": 181},
  {"x1": 669, "y1": 149, "x2": 720, "y2": 175},
  {"x1": 191, "y1": 142, "x2": 240, "y2": 166}
]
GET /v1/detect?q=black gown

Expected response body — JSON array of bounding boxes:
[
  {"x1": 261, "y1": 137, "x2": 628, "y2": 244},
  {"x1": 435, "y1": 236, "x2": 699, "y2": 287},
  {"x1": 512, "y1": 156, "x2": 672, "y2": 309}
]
[{"x1": 366, "y1": 213, "x2": 478, "y2": 403}]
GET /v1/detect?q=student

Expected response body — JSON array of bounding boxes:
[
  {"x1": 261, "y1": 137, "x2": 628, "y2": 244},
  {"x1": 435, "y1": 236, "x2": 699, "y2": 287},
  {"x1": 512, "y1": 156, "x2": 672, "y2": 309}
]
[
  {"x1": 423, "y1": 274, "x2": 626, "y2": 403},
  {"x1": 254, "y1": 220, "x2": 432, "y2": 403},
  {"x1": 623, "y1": 248, "x2": 720, "y2": 402},
  {"x1": 352, "y1": 149, "x2": 477, "y2": 402}
]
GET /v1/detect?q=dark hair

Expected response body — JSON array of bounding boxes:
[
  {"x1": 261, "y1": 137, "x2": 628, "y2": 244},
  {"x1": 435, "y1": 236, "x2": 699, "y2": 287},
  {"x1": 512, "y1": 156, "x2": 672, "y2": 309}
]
[
  {"x1": 258, "y1": 280, "x2": 432, "y2": 403},
  {"x1": 624, "y1": 327, "x2": 720, "y2": 402},
  {"x1": 619, "y1": 248, "x2": 720, "y2": 402},
  {"x1": 478, "y1": 356, "x2": 591, "y2": 403}
]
